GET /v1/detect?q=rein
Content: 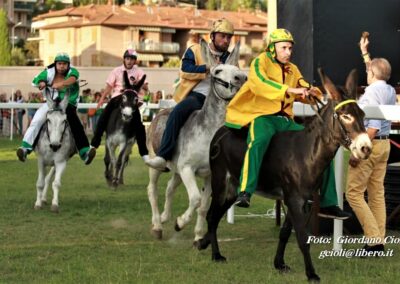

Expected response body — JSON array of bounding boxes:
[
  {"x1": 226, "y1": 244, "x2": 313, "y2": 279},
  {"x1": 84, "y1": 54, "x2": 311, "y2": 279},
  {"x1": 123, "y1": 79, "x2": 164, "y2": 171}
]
[{"x1": 211, "y1": 76, "x2": 237, "y2": 101}]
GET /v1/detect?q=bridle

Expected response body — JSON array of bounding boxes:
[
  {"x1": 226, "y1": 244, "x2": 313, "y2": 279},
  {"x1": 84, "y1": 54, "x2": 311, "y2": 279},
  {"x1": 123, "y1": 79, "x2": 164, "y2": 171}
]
[
  {"x1": 333, "y1": 99, "x2": 357, "y2": 148},
  {"x1": 211, "y1": 75, "x2": 239, "y2": 101},
  {"x1": 309, "y1": 95, "x2": 357, "y2": 149}
]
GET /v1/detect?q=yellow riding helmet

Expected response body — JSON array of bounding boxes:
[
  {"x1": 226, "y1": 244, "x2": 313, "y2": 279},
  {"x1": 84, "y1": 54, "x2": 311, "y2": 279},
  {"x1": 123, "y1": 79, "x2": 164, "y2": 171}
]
[
  {"x1": 211, "y1": 18, "x2": 234, "y2": 35},
  {"x1": 267, "y1": 28, "x2": 295, "y2": 47}
]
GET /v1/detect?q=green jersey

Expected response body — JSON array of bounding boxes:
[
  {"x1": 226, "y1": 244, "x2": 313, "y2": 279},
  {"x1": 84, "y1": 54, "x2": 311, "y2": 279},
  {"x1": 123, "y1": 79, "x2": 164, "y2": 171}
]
[{"x1": 32, "y1": 66, "x2": 80, "y2": 106}]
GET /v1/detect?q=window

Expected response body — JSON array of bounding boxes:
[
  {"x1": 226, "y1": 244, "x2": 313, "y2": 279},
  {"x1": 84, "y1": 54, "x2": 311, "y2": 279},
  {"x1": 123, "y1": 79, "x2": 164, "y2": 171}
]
[{"x1": 49, "y1": 31, "x2": 54, "y2": 44}]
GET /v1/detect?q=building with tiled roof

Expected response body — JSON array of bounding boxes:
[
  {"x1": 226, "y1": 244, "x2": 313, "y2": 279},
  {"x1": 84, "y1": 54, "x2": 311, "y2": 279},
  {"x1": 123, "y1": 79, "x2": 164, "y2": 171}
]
[{"x1": 31, "y1": 4, "x2": 267, "y2": 67}]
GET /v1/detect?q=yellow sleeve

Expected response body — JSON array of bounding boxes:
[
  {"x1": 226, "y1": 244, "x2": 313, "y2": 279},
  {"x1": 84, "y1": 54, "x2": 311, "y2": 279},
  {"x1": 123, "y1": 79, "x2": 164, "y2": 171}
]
[{"x1": 247, "y1": 56, "x2": 288, "y2": 101}]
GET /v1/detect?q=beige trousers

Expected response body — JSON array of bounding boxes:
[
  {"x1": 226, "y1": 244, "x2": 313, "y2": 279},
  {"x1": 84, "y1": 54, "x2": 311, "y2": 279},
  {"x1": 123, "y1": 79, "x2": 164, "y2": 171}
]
[{"x1": 346, "y1": 140, "x2": 390, "y2": 245}]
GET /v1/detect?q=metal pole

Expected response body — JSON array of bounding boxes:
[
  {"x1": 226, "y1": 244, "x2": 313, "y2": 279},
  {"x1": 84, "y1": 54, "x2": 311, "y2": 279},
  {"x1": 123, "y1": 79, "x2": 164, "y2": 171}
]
[
  {"x1": 11, "y1": 27, "x2": 14, "y2": 50},
  {"x1": 333, "y1": 146, "x2": 344, "y2": 250},
  {"x1": 227, "y1": 205, "x2": 234, "y2": 224},
  {"x1": 10, "y1": 88, "x2": 15, "y2": 140}
]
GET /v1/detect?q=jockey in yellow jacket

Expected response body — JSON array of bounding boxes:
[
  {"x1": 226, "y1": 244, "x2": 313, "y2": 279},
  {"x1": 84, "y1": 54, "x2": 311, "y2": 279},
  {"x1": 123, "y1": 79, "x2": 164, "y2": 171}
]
[
  {"x1": 228, "y1": 29, "x2": 351, "y2": 220},
  {"x1": 146, "y1": 18, "x2": 234, "y2": 170}
]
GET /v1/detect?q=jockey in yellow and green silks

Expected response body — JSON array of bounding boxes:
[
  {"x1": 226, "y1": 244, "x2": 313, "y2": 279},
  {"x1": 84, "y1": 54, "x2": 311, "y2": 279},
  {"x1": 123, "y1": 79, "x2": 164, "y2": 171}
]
[{"x1": 226, "y1": 29, "x2": 351, "y2": 219}]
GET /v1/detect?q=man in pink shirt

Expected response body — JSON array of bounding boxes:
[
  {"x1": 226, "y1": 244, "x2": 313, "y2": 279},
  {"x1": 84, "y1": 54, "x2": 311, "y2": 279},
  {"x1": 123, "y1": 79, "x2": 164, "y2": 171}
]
[{"x1": 91, "y1": 49, "x2": 149, "y2": 162}]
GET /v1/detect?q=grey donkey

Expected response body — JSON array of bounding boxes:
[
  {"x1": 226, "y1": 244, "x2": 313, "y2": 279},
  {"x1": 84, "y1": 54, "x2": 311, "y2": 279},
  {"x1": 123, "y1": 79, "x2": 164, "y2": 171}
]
[
  {"x1": 146, "y1": 39, "x2": 247, "y2": 241},
  {"x1": 34, "y1": 88, "x2": 76, "y2": 213}
]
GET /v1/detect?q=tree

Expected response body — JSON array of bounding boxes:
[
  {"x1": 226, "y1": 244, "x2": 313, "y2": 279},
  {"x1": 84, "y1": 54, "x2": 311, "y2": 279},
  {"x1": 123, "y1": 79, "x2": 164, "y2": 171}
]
[
  {"x1": 11, "y1": 48, "x2": 26, "y2": 66},
  {"x1": 0, "y1": 9, "x2": 11, "y2": 66},
  {"x1": 25, "y1": 40, "x2": 40, "y2": 66}
]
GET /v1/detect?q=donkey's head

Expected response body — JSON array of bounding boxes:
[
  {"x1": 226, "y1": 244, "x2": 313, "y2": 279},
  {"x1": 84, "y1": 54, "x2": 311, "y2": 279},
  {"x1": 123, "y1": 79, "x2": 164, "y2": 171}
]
[
  {"x1": 210, "y1": 65, "x2": 247, "y2": 101},
  {"x1": 44, "y1": 87, "x2": 69, "y2": 152},
  {"x1": 120, "y1": 71, "x2": 146, "y2": 121},
  {"x1": 319, "y1": 68, "x2": 372, "y2": 160}
]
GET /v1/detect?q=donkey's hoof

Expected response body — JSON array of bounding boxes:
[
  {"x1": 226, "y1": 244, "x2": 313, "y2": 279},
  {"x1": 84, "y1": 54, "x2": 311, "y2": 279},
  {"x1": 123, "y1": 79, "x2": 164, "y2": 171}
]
[
  {"x1": 112, "y1": 179, "x2": 119, "y2": 188},
  {"x1": 196, "y1": 238, "x2": 211, "y2": 250},
  {"x1": 174, "y1": 220, "x2": 182, "y2": 232},
  {"x1": 307, "y1": 273, "x2": 320, "y2": 283},
  {"x1": 276, "y1": 264, "x2": 291, "y2": 273},
  {"x1": 151, "y1": 229, "x2": 163, "y2": 240},
  {"x1": 51, "y1": 205, "x2": 59, "y2": 213},
  {"x1": 212, "y1": 253, "x2": 226, "y2": 262},
  {"x1": 34, "y1": 205, "x2": 42, "y2": 210}
]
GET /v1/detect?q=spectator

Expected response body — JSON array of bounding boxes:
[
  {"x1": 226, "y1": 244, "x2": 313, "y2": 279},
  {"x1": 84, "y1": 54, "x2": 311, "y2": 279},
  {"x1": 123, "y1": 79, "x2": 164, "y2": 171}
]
[
  {"x1": 15, "y1": 90, "x2": 25, "y2": 135},
  {"x1": 78, "y1": 88, "x2": 91, "y2": 132},
  {"x1": 0, "y1": 93, "x2": 10, "y2": 136},
  {"x1": 142, "y1": 82, "x2": 151, "y2": 103},
  {"x1": 346, "y1": 35, "x2": 397, "y2": 252},
  {"x1": 27, "y1": 92, "x2": 42, "y2": 126},
  {"x1": 152, "y1": 90, "x2": 163, "y2": 104},
  {"x1": 90, "y1": 91, "x2": 103, "y2": 132}
]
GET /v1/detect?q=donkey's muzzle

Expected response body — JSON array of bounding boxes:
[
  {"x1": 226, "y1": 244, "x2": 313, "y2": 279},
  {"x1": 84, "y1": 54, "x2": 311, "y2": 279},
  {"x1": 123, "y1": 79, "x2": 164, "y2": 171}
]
[
  {"x1": 50, "y1": 143, "x2": 61, "y2": 152},
  {"x1": 122, "y1": 113, "x2": 132, "y2": 121}
]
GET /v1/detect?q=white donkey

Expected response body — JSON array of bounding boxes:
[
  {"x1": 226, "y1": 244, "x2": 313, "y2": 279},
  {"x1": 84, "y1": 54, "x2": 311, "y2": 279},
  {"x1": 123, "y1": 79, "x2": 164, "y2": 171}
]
[
  {"x1": 146, "y1": 40, "x2": 247, "y2": 241},
  {"x1": 34, "y1": 88, "x2": 76, "y2": 212}
]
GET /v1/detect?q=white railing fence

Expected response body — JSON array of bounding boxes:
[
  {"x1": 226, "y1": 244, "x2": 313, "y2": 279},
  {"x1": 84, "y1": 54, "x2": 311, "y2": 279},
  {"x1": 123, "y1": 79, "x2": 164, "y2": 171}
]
[{"x1": 1, "y1": 100, "x2": 400, "y2": 251}]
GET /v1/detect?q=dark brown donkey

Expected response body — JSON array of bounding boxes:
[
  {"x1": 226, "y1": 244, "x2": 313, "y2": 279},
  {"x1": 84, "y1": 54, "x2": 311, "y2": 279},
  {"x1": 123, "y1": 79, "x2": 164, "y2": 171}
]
[{"x1": 197, "y1": 69, "x2": 372, "y2": 282}]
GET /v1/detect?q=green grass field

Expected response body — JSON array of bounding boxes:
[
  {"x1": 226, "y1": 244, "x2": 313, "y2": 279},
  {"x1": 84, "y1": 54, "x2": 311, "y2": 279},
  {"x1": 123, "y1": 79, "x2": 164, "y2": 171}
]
[{"x1": 1, "y1": 136, "x2": 400, "y2": 283}]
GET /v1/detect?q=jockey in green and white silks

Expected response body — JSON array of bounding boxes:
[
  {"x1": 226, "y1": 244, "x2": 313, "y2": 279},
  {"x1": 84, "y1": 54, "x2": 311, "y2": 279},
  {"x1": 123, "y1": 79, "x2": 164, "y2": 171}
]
[{"x1": 17, "y1": 52, "x2": 96, "y2": 165}]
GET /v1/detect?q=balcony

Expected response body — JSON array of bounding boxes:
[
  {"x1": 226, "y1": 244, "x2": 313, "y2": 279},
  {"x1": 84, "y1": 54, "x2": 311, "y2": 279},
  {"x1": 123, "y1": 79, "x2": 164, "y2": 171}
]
[
  {"x1": 131, "y1": 41, "x2": 180, "y2": 54},
  {"x1": 14, "y1": 2, "x2": 35, "y2": 11}
]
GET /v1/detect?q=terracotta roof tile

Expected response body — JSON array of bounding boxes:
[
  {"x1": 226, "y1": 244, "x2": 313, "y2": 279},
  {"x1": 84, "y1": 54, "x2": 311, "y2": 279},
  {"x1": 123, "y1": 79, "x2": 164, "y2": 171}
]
[{"x1": 36, "y1": 4, "x2": 267, "y2": 32}]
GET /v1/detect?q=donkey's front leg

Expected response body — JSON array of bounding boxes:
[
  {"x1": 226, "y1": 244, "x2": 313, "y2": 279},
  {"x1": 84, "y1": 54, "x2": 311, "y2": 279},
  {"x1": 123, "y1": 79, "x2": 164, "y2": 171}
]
[
  {"x1": 42, "y1": 166, "x2": 55, "y2": 206},
  {"x1": 176, "y1": 167, "x2": 201, "y2": 231},
  {"x1": 161, "y1": 173, "x2": 182, "y2": 223},
  {"x1": 147, "y1": 167, "x2": 163, "y2": 239},
  {"x1": 51, "y1": 161, "x2": 67, "y2": 213},
  {"x1": 194, "y1": 176, "x2": 212, "y2": 242},
  {"x1": 104, "y1": 144, "x2": 113, "y2": 186},
  {"x1": 287, "y1": 197, "x2": 320, "y2": 282},
  {"x1": 115, "y1": 142, "x2": 131, "y2": 186},
  {"x1": 35, "y1": 159, "x2": 46, "y2": 210},
  {"x1": 274, "y1": 211, "x2": 293, "y2": 273}
]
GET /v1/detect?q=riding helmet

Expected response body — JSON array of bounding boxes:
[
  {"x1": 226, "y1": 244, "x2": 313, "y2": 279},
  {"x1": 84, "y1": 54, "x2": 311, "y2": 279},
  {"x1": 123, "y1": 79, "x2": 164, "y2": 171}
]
[
  {"x1": 54, "y1": 52, "x2": 70, "y2": 63},
  {"x1": 267, "y1": 29, "x2": 295, "y2": 57},
  {"x1": 123, "y1": 49, "x2": 138, "y2": 59},
  {"x1": 210, "y1": 18, "x2": 234, "y2": 35}
]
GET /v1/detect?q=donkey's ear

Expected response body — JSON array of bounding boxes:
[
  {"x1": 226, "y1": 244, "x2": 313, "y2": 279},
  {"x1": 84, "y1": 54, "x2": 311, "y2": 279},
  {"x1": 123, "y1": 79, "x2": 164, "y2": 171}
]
[
  {"x1": 345, "y1": 69, "x2": 358, "y2": 99},
  {"x1": 318, "y1": 68, "x2": 342, "y2": 101},
  {"x1": 44, "y1": 87, "x2": 54, "y2": 109},
  {"x1": 123, "y1": 70, "x2": 131, "y2": 89},
  {"x1": 60, "y1": 89, "x2": 69, "y2": 112},
  {"x1": 225, "y1": 41, "x2": 240, "y2": 66},
  {"x1": 134, "y1": 74, "x2": 146, "y2": 91},
  {"x1": 200, "y1": 38, "x2": 217, "y2": 66}
]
